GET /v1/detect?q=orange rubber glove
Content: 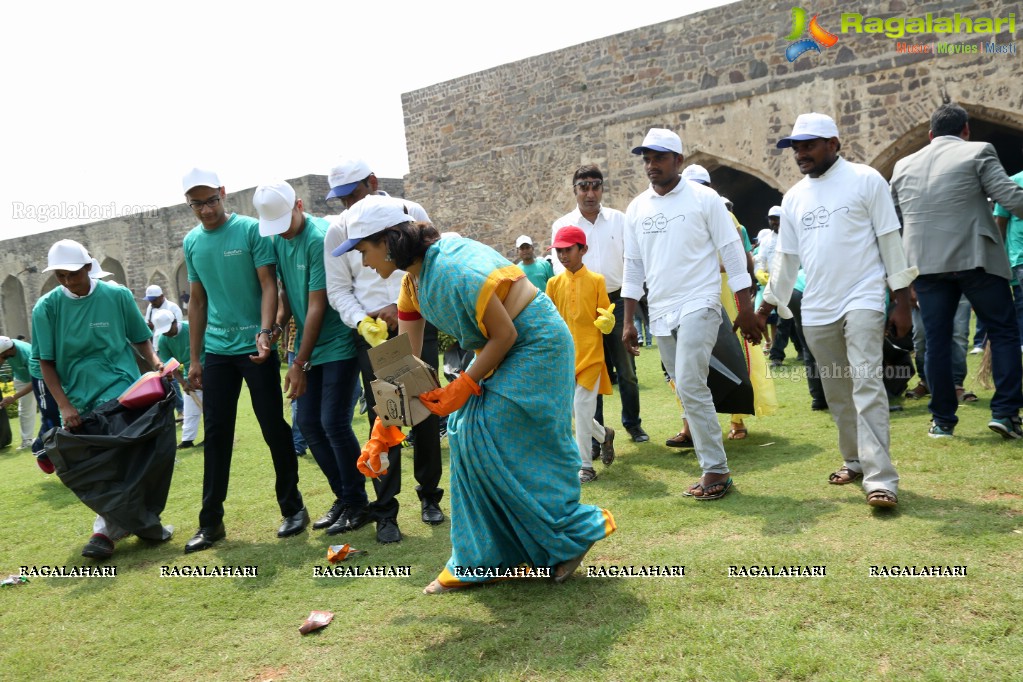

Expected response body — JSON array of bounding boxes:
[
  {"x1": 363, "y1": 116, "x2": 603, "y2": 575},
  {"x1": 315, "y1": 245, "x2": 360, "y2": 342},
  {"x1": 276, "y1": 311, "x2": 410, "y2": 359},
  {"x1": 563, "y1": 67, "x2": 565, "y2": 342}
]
[
  {"x1": 357, "y1": 417, "x2": 406, "y2": 478},
  {"x1": 418, "y1": 372, "x2": 482, "y2": 417}
]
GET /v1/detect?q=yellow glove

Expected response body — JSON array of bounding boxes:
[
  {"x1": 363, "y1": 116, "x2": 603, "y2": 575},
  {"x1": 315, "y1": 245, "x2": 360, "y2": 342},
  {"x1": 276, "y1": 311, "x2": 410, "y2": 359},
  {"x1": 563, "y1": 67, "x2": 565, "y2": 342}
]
[
  {"x1": 357, "y1": 316, "x2": 389, "y2": 347},
  {"x1": 594, "y1": 303, "x2": 616, "y2": 335},
  {"x1": 755, "y1": 270, "x2": 770, "y2": 286}
]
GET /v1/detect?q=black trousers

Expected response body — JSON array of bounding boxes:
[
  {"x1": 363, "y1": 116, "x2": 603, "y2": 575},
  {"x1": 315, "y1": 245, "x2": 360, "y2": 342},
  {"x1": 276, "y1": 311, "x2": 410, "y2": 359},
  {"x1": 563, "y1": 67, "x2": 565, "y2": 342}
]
[
  {"x1": 355, "y1": 324, "x2": 443, "y2": 521},
  {"x1": 198, "y1": 353, "x2": 303, "y2": 528}
]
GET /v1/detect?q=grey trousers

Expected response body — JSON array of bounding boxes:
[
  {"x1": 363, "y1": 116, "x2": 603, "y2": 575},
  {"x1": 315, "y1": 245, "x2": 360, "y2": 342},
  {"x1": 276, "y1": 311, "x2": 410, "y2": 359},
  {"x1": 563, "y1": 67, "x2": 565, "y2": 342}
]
[
  {"x1": 657, "y1": 307, "x2": 729, "y2": 475},
  {"x1": 802, "y1": 309, "x2": 899, "y2": 494}
]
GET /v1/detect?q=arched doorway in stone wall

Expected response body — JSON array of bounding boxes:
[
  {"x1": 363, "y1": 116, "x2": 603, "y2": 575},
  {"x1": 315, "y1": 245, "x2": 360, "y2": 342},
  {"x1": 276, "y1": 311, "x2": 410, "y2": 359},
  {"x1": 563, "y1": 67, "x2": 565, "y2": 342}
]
[
  {"x1": 41, "y1": 275, "x2": 58, "y2": 297},
  {"x1": 873, "y1": 107, "x2": 1023, "y2": 180},
  {"x1": 684, "y1": 154, "x2": 785, "y2": 241},
  {"x1": 2, "y1": 276, "x2": 30, "y2": 340},
  {"x1": 175, "y1": 261, "x2": 189, "y2": 313}
]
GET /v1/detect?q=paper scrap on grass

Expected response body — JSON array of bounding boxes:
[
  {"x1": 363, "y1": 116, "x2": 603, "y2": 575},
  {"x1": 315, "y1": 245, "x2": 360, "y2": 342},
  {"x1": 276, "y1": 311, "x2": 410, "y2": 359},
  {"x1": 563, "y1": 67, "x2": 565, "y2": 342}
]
[{"x1": 299, "y1": 610, "x2": 334, "y2": 635}]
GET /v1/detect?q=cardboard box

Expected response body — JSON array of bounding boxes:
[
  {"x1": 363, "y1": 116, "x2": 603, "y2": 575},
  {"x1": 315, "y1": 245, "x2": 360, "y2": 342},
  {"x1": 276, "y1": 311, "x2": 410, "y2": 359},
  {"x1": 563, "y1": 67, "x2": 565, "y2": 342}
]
[{"x1": 368, "y1": 333, "x2": 441, "y2": 427}]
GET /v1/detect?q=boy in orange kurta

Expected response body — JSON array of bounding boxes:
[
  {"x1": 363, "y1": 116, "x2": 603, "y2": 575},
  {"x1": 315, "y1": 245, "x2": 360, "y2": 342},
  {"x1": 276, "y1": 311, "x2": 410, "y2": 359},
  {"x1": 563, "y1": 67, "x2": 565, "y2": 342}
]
[{"x1": 545, "y1": 226, "x2": 616, "y2": 483}]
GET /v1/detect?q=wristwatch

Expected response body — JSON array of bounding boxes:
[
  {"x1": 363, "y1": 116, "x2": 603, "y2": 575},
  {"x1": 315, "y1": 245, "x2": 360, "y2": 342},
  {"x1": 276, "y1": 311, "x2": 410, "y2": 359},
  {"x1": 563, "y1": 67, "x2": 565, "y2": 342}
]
[{"x1": 300, "y1": 360, "x2": 312, "y2": 372}]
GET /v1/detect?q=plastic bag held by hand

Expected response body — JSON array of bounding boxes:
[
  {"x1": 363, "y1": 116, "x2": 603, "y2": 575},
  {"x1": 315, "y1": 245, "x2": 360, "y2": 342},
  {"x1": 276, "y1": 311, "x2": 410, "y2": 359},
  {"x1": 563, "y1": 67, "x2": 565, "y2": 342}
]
[
  {"x1": 594, "y1": 302, "x2": 616, "y2": 334},
  {"x1": 357, "y1": 417, "x2": 405, "y2": 478},
  {"x1": 357, "y1": 316, "x2": 389, "y2": 347},
  {"x1": 418, "y1": 372, "x2": 482, "y2": 417}
]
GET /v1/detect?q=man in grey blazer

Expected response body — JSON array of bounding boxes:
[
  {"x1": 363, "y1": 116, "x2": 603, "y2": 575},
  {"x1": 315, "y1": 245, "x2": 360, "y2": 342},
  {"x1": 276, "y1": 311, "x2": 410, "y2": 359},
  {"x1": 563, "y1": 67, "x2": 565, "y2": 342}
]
[{"x1": 890, "y1": 102, "x2": 1023, "y2": 439}]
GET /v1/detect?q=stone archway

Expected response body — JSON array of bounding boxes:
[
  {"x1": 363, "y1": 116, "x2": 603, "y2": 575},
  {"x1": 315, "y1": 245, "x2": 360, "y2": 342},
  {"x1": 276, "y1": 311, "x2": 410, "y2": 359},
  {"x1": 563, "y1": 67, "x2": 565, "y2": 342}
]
[
  {"x1": 684, "y1": 152, "x2": 785, "y2": 241},
  {"x1": 2, "y1": 276, "x2": 30, "y2": 340},
  {"x1": 100, "y1": 257, "x2": 127, "y2": 287},
  {"x1": 41, "y1": 274, "x2": 58, "y2": 297},
  {"x1": 175, "y1": 261, "x2": 189, "y2": 311}
]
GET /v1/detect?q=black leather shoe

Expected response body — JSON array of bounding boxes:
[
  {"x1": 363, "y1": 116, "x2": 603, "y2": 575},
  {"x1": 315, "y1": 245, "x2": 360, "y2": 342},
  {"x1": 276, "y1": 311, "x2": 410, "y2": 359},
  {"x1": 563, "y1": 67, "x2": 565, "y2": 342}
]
[
  {"x1": 313, "y1": 500, "x2": 345, "y2": 530},
  {"x1": 277, "y1": 508, "x2": 310, "y2": 538},
  {"x1": 326, "y1": 505, "x2": 370, "y2": 536},
  {"x1": 177, "y1": 440, "x2": 194, "y2": 449},
  {"x1": 184, "y1": 523, "x2": 226, "y2": 553},
  {"x1": 376, "y1": 518, "x2": 402, "y2": 544},
  {"x1": 626, "y1": 425, "x2": 650, "y2": 443},
  {"x1": 81, "y1": 533, "x2": 115, "y2": 560},
  {"x1": 421, "y1": 501, "x2": 445, "y2": 525},
  {"x1": 811, "y1": 400, "x2": 829, "y2": 411}
]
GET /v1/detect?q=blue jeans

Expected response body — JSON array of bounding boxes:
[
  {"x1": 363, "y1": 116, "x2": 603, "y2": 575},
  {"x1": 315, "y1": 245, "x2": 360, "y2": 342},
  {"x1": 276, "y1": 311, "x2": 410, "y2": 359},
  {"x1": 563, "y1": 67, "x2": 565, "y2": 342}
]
[
  {"x1": 915, "y1": 270, "x2": 1023, "y2": 427},
  {"x1": 296, "y1": 357, "x2": 367, "y2": 508},
  {"x1": 1010, "y1": 268, "x2": 1023, "y2": 343},
  {"x1": 286, "y1": 351, "x2": 308, "y2": 453}
]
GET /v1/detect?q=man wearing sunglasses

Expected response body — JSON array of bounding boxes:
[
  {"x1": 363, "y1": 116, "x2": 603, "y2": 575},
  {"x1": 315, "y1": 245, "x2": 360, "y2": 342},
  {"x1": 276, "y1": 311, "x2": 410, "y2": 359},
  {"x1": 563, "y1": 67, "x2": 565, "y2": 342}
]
[{"x1": 552, "y1": 166, "x2": 649, "y2": 446}]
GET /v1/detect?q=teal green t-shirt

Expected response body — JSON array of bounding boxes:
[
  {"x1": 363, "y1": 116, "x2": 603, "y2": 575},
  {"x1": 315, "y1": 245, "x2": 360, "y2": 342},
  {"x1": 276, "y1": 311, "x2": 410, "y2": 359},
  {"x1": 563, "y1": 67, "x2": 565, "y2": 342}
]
[
  {"x1": 6, "y1": 339, "x2": 33, "y2": 383},
  {"x1": 183, "y1": 213, "x2": 276, "y2": 355},
  {"x1": 272, "y1": 215, "x2": 356, "y2": 365},
  {"x1": 518, "y1": 259, "x2": 554, "y2": 291},
  {"x1": 157, "y1": 321, "x2": 202, "y2": 374},
  {"x1": 994, "y1": 170, "x2": 1023, "y2": 269},
  {"x1": 739, "y1": 226, "x2": 753, "y2": 252},
  {"x1": 31, "y1": 281, "x2": 152, "y2": 413}
]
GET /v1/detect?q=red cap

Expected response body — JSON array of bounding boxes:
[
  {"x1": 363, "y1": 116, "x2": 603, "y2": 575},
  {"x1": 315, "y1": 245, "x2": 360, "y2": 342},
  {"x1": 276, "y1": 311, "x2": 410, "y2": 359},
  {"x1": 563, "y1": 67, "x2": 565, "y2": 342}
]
[{"x1": 550, "y1": 225, "x2": 587, "y2": 249}]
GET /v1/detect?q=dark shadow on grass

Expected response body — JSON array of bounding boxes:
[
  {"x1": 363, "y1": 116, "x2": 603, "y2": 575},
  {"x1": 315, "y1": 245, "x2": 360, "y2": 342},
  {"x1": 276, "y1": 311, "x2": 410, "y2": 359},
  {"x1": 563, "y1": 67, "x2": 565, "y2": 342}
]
[
  {"x1": 398, "y1": 575, "x2": 647, "y2": 678},
  {"x1": 718, "y1": 432, "x2": 821, "y2": 476},
  {"x1": 692, "y1": 488, "x2": 843, "y2": 535},
  {"x1": 833, "y1": 489, "x2": 1023, "y2": 536}
]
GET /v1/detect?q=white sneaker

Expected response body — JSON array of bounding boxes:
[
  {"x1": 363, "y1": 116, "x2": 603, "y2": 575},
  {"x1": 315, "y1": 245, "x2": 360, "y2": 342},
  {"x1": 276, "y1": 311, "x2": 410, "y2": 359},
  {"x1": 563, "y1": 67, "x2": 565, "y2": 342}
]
[{"x1": 970, "y1": 346, "x2": 984, "y2": 355}]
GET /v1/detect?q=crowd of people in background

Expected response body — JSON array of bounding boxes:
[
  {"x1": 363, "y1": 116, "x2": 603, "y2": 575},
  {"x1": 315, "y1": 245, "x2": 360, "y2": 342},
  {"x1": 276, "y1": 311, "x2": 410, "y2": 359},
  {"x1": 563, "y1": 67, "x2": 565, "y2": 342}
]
[{"x1": 4, "y1": 101, "x2": 1023, "y2": 591}]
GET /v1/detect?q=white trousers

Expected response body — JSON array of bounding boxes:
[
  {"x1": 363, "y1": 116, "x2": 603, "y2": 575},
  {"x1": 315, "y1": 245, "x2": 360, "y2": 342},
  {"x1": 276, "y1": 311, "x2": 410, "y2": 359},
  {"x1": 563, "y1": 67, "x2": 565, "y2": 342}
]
[
  {"x1": 182, "y1": 389, "x2": 203, "y2": 441},
  {"x1": 574, "y1": 379, "x2": 607, "y2": 469},
  {"x1": 14, "y1": 379, "x2": 35, "y2": 445}
]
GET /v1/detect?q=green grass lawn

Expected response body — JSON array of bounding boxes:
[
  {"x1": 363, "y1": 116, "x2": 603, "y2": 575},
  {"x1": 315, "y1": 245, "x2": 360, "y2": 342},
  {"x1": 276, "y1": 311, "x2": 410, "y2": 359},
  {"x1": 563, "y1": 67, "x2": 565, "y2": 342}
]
[{"x1": 1, "y1": 346, "x2": 1021, "y2": 681}]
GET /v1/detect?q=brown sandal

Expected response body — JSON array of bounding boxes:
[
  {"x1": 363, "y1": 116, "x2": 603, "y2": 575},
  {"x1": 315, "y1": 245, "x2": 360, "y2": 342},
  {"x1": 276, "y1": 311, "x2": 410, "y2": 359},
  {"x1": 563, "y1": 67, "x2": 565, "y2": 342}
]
[
  {"x1": 727, "y1": 425, "x2": 748, "y2": 440},
  {"x1": 828, "y1": 466, "x2": 863, "y2": 485},
  {"x1": 866, "y1": 489, "x2": 898, "y2": 508}
]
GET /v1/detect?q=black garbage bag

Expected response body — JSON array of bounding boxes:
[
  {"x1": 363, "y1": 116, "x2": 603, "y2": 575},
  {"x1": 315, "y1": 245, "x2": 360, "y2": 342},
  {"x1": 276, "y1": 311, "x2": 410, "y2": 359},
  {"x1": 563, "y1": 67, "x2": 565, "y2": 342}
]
[
  {"x1": 0, "y1": 404, "x2": 11, "y2": 449},
  {"x1": 706, "y1": 308, "x2": 756, "y2": 415},
  {"x1": 42, "y1": 380, "x2": 176, "y2": 540}
]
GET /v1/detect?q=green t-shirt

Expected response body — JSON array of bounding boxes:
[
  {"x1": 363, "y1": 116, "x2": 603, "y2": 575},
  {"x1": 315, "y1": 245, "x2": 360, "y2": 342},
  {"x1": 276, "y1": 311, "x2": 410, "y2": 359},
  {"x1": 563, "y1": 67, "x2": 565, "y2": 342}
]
[
  {"x1": 183, "y1": 213, "x2": 276, "y2": 355},
  {"x1": 272, "y1": 215, "x2": 356, "y2": 365},
  {"x1": 994, "y1": 170, "x2": 1023, "y2": 269},
  {"x1": 518, "y1": 259, "x2": 554, "y2": 291},
  {"x1": 157, "y1": 321, "x2": 202, "y2": 374},
  {"x1": 31, "y1": 281, "x2": 152, "y2": 413},
  {"x1": 739, "y1": 226, "x2": 752, "y2": 252},
  {"x1": 6, "y1": 339, "x2": 34, "y2": 383}
]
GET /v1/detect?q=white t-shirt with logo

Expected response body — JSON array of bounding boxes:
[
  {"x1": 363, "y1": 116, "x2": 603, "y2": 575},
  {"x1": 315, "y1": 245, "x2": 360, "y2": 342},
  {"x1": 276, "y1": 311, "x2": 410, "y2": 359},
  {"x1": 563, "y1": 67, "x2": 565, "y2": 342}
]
[
  {"x1": 623, "y1": 179, "x2": 743, "y2": 324},
  {"x1": 777, "y1": 156, "x2": 901, "y2": 326}
]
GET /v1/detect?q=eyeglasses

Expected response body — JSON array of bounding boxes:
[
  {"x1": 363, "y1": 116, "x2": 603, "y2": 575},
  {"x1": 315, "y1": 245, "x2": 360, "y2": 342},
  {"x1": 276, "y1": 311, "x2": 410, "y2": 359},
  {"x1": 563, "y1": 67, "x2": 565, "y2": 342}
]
[
  {"x1": 574, "y1": 180, "x2": 603, "y2": 192},
  {"x1": 187, "y1": 195, "x2": 222, "y2": 211}
]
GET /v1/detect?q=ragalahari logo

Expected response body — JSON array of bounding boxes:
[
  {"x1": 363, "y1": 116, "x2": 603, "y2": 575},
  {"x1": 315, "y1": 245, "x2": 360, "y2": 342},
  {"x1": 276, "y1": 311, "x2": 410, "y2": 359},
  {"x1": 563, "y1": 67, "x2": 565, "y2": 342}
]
[{"x1": 784, "y1": 7, "x2": 839, "y2": 61}]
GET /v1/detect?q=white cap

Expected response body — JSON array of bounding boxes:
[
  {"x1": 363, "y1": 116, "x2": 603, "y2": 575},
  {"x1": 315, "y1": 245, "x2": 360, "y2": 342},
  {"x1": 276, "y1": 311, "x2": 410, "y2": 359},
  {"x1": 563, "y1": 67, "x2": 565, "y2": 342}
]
[
  {"x1": 515, "y1": 235, "x2": 533, "y2": 248},
  {"x1": 0, "y1": 336, "x2": 13, "y2": 354},
  {"x1": 182, "y1": 168, "x2": 222, "y2": 193},
  {"x1": 254, "y1": 181, "x2": 297, "y2": 237},
  {"x1": 682, "y1": 164, "x2": 711, "y2": 185},
  {"x1": 440, "y1": 231, "x2": 461, "y2": 239},
  {"x1": 145, "y1": 284, "x2": 164, "y2": 300},
  {"x1": 44, "y1": 239, "x2": 91, "y2": 272},
  {"x1": 768, "y1": 205, "x2": 783, "y2": 217},
  {"x1": 89, "y1": 258, "x2": 113, "y2": 280},
  {"x1": 151, "y1": 309, "x2": 176, "y2": 337},
  {"x1": 776, "y1": 113, "x2": 840, "y2": 148},
  {"x1": 331, "y1": 195, "x2": 410, "y2": 257},
  {"x1": 326, "y1": 158, "x2": 372, "y2": 200},
  {"x1": 632, "y1": 127, "x2": 684, "y2": 155}
]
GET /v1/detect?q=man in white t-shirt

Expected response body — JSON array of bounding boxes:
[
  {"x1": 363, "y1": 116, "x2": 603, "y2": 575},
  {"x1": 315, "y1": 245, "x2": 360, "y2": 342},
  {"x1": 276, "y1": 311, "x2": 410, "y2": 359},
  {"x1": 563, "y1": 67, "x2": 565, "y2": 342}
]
[
  {"x1": 622, "y1": 128, "x2": 760, "y2": 501},
  {"x1": 760, "y1": 112, "x2": 916, "y2": 509},
  {"x1": 322, "y1": 157, "x2": 444, "y2": 545},
  {"x1": 552, "y1": 165, "x2": 649, "y2": 444},
  {"x1": 143, "y1": 285, "x2": 183, "y2": 329}
]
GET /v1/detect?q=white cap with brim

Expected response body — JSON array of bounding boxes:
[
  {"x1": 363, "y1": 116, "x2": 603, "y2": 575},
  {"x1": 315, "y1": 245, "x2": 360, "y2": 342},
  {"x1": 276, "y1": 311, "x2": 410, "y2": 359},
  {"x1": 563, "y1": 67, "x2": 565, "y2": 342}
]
[
  {"x1": 682, "y1": 164, "x2": 711, "y2": 185},
  {"x1": 632, "y1": 127, "x2": 684, "y2": 155},
  {"x1": 254, "y1": 181, "x2": 297, "y2": 237},
  {"x1": 515, "y1": 235, "x2": 533, "y2": 248},
  {"x1": 331, "y1": 195, "x2": 411, "y2": 257},
  {"x1": 776, "y1": 112, "x2": 840, "y2": 148},
  {"x1": 151, "y1": 309, "x2": 176, "y2": 337},
  {"x1": 44, "y1": 239, "x2": 91, "y2": 272},
  {"x1": 768, "y1": 205, "x2": 783, "y2": 217},
  {"x1": 90, "y1": 258, "x2": 113, "y2": 279},
  {"x1": 0, "y1": 336, "x2": 13, "y2": 354},
  {"x1": 326, "y1": 158, "x2": 372, "y2": 200},
  {"x1": 145, "y1": 284, "x2": 163, "y2": 300},
  {"x1": 182, "y1": 167, "x2": 222, "y2": 193}
]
